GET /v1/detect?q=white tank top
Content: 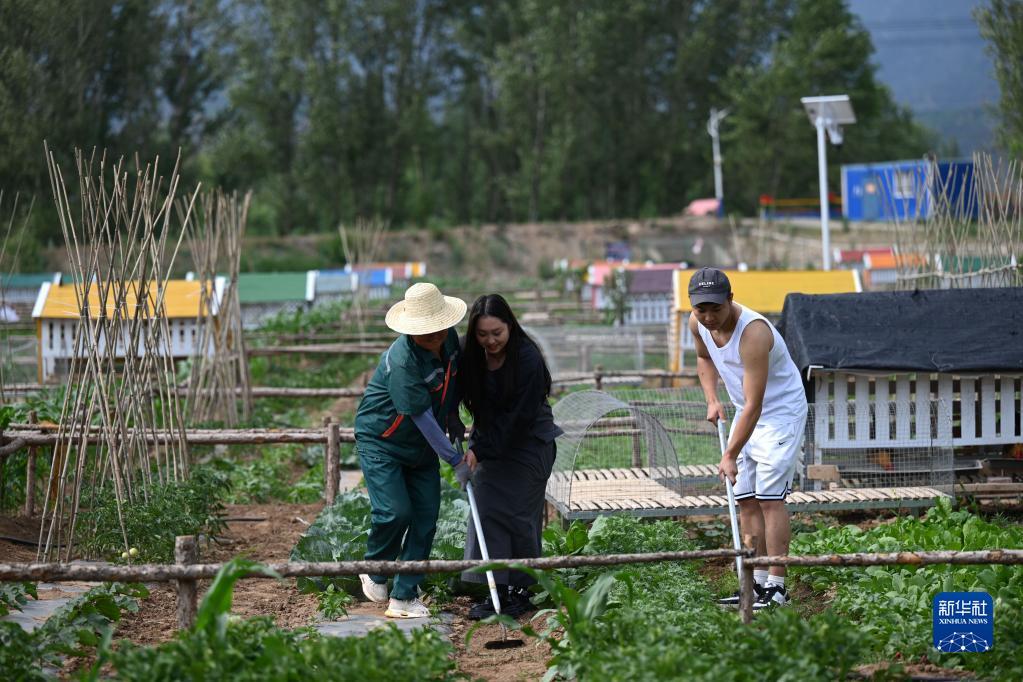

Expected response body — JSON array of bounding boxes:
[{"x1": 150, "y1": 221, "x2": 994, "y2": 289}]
[{"x1": 696, "y1": 304, "x2": 807, "y2": 425}]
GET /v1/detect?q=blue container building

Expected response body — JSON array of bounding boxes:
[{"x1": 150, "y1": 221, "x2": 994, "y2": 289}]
[{"x1": 841, "y1": 159, "x2": 977, "y2": 222}]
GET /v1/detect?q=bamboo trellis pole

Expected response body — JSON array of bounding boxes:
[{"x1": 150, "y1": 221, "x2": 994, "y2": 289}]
[
  {"x1": 893, "y1": 153, "x2": 1022, "y2": 289},
  {"x1": 38, "y1": 146, "x2": 197, "y2": 561}
]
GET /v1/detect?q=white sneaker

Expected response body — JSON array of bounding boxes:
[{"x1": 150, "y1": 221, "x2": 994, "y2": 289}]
[
  {"x1": 385, "y1": 597, "x2": 430, "y2": 619},
  {"x1": 360, "y1": 574, "x2": 388, "y2": 603}
]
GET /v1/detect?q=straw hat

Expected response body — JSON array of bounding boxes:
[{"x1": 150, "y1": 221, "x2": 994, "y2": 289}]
[{"x1": 385, "y1": 282, "x2": 467, "y2": 335}]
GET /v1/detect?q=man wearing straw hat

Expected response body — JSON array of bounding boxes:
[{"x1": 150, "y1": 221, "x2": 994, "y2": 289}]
[{"x1": 355, "y1": 282, "x2": 471, "y2": 618}]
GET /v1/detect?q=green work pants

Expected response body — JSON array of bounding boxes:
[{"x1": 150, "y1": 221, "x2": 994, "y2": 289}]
[{"x1": 360, "y1": 449, "x2": 441, "y2": 600}]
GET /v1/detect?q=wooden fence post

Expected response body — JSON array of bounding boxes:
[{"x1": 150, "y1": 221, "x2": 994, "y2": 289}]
[
  {"x1": 739, "y1": 556, "x2": 755, "y2": 624},
  {"x1": 23, "y1": 410, "x2": 37, "y2": 517},
  {"x1": 324, "y1": 417, "x2": 340, "y2": 505},
  {"x1": 739, "y1": 533, "x2": 759, "y2": 625},
  {"x1": 175, "y1": 535, "x2": 198, "y2": 629}
]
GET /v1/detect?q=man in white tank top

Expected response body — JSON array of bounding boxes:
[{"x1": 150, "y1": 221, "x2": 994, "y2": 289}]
[{"x1": 687, "y1": 268, "x2": 807, "y2": 609}]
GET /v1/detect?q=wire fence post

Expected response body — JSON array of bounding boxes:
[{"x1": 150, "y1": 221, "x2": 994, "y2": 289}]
[
  {"x1": 22, "y1": 410, "x2": 36, "y2": 517},
  {"x1": 175, "y1": 535, "x2": 198, "y2": 629}
]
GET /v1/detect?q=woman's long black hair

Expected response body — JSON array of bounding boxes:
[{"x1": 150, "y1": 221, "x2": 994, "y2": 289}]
[{"x1": 460, "y1": 294, "x2": 552, "y2": 425}]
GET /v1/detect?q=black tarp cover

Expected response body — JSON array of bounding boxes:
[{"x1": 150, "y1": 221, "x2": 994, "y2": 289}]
[{"x1": 778, "y1": 287, "x2": 1023, "y2": 374}]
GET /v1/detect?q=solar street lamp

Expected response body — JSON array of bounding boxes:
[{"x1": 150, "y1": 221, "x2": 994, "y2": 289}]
[{"x1": 800, "y1": 95, "x2": 856, "y2": 271}]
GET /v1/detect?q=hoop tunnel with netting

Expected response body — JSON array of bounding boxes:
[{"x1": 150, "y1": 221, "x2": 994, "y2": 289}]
[
  {"x1": 546, "y1": 388, "x2": 953, "y2": 519},
  {"x1": 548, "y1": 389, "x2": 729, "y2": 518}
]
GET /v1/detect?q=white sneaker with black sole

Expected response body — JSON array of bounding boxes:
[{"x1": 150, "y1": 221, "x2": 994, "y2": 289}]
[
  {"x1": 717, "y1": 583, "x2": 765, "y2": 607},
  {"x1": 385, "y1": 597, "x2": 430, "y2": 619},
  {"x1": 752, "y1": 584, "x2": 788, "y2": 610},
  {"x1": 360, "y1": 574, "x2": 388, "y2": 603}
]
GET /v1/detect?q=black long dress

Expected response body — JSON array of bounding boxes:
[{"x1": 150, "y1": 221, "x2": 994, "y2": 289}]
[{"x1": 461, "y1": 340, "x2": 563, "y2": 588}]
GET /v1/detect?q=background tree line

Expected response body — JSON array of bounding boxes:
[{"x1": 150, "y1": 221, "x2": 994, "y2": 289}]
[{"x1": 1, "y1": 0, "x2": 1018, "y2": 260}]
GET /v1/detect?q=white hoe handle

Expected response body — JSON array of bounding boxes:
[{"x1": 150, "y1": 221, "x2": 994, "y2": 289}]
[
  {"x1": 466, "y1": 480, "x2": 502, "y2": 616},
  {"x1": 717, "y1": 419, "x2": 744, "y2": 583}
]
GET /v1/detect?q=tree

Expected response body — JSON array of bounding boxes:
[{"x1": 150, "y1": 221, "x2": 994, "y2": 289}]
[
  {"x1": 976, "y1": 0, "x2": 1023, "y2": 158},
  {"x1": 722, "y1": 0, "x2": 934, "y2": 212},
  {"x1": 0, "y1": 1, "x2": 167, "y2": 238}
]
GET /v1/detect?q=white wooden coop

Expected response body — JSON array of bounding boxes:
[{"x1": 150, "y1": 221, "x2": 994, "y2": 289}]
[
  {"x1": 32, "y1": 279, "x2": 221, "y2": 383},
  {"x1": 782, "y1": 288, "x2": 1023, "y2": 497}
]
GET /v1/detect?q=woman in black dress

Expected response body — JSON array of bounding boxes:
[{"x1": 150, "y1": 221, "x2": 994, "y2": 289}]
[{"x1": 458, "y1": 294, "x2": 562, "y2": 619}]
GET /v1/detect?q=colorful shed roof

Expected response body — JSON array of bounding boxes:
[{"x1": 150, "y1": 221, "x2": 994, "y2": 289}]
[
  {"x1": 673, "y1": 269, "x2": 861, "y2": 314},
  {"x1": 236, "y1": 272, "x2": 312, "y2": 304},
  {"x1": 628, "y1": 268, "x2": 675, "y2": 295},
  {"x1": 33, "y1": 280, "x2": 210, "y2": 319},
  {"x1": 863, "y1": 252, "x2": 928, "y2": 270},
  {"x1": 2, "y1": 273, "x2": 60, "y2": 289}
]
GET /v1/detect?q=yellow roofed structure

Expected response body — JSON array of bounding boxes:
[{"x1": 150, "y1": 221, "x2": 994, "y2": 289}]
[
  {"x1": 669, "y1": 269, "x2": 861, "y2": 372},
  {"x1": 32, "y1": 279, "x2": 217, "y2": 383},
  {"x1": 672, "y1": 269, "x2": 861, "y2": 314},
  {"x1": 34, "y1": 280, "x2": 211, "y2": 320}
]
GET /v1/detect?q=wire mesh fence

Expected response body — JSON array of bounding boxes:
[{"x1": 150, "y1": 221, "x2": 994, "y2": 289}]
[
  {"x1": 527, "y1": 325, "x2": 668, "y2": 376},
  {"x1": 805, "y1": 399, "x2": 954, "y2": 495}
]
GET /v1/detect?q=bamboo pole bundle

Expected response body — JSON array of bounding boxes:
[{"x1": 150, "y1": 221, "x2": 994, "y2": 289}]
[
  {"x1": 337, "y1": 217, "x2": 388, "y2": 337},
  {"x1": 38, "y1": 146, "x2": 198, "y2": 561},
  {"x1": 893, "y1": 153, "x2": 1022, "y2": 289},
  {"x1": 183, "y1": 189, "x2": 252, "y2": 426},
  {"x1": 0, "y1": 192, "x2": 35, "y2": 402}
]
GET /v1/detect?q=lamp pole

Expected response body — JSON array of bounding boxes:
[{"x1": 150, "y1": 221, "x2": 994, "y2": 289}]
[
  {"x1": 814, "y1": 115, "x2": 831, "y2": 271},
  {"x1": 707, "y1": 108, "x2": 730, "y2": 217},
  {"x1": 802, "y1": 95, "x2": 854, "y2": 272}
]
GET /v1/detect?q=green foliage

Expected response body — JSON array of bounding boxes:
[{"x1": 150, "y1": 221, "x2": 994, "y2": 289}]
[
  {"x1": 291, "y1": 481, "x2": 468, "y2": 600},
  {"x1": 194, "y1": 558, "x2": 282, "y2": 640},
  {"x1": 105, "y1": 613, "x2": 459, "y2": 682},
  {"x1": 512, "y1": 515, "x2": 868, "y2": 681},
  {"x1": 0, "y1": 622, "x2": 49, "y2": 682},
  {"x1": 792, "y1": 497, "x2": 1023, "y2": 679},
  {"x1": 0, "y1": 582, "x2": 146, "y2": 679},
  {"x1": 99, "y1": 560, "x2": 459, "y2": 681},
  {"x1": 76, "y1": 468, "x2": 229, "y2": 563},
  {"x1": 603, "y1": 269, "x2": 630, "y2": 326},
  {"x1": 1, "y1": 1, "x2": 946, "y2": 261},
  {"x1": 0, "y1": 581, "x2": 37, "y2": 617},
  {"x1": 208, "y1": 444, "x2": 322, "y2": 504},
  {"x1": 723, "y1": 0, "x2": 936, "y2": 213},
  {"x1": 976, "y1": 0, "x2": 1023, "y2": 157},
  {"x1": 316, "y1": 583, "x2": 354, "y2": 620},
  {"x1": 290, "y1": 490, "x2": 372, "y2": 595},
  {"x1": 8, "y1": 387, "x2": 66, "y2": 424}
]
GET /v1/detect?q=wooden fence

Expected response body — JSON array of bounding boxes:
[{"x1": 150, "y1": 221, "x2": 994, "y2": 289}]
[
  {"x1": 0, "y1": 420, "x2": 351, "y2": 513},
  {"x1": 1, "y1": 368, "x2": 698, "y2": 401},
  {"x1": 0, "y1": 542, "x2": 1019, "y2": 628}
]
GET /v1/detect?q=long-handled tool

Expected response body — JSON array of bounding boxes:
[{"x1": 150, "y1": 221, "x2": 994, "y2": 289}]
[
  {"x1": 459, "y1": 441, "x2": 523, "y2": 649},
  {"x1": 717, "y1": 419, "x2": 744, "y2": 585}
]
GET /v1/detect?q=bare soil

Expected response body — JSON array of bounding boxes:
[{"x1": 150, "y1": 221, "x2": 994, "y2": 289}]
[
  {"x1": 113, "y1": 502, "x2": 324, "y2": 647},
  {"x1": 0, "y1": 513, "x2": 47, "y2": 562}
]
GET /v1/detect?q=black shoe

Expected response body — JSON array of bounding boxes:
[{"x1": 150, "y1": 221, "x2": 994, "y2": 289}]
[
  {"x1": 468, "y1": 596, "x2": 497, "y2": 620},
  {"x1": 753, "y1": 584, "x2": 788, "y2": 610},
  {"x1": 717, "y1": 582, "x2": 764, "y2": 606},
  {"x1": 499, "y1": 587, "x2": 535, "y2": 618}
]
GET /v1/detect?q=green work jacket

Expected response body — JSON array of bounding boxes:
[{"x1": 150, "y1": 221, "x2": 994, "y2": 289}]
[{"x1": 354, "y1": 329, "x2": 461, "y2": 465}]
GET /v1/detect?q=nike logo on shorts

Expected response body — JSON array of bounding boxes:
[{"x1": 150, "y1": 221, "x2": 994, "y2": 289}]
[{"x1": 777, "y1": 440, "x2": 787, "y2": 446}]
